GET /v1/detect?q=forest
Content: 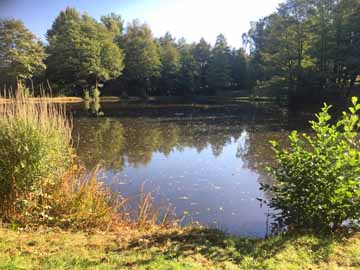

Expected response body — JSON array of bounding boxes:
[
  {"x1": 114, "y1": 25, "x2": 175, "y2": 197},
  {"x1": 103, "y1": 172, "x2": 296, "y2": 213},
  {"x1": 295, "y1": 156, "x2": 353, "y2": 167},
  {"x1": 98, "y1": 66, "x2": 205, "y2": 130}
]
[{"x1": 0, "y1": 0, "x2": 359, "y2": 102}]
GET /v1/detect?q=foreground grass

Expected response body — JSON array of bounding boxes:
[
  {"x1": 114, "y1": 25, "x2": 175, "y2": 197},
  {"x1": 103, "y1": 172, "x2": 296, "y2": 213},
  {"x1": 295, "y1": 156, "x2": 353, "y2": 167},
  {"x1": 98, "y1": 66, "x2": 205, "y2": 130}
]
[{"x1": 1, "y1": 227, "x2": 360, "y2": 270}]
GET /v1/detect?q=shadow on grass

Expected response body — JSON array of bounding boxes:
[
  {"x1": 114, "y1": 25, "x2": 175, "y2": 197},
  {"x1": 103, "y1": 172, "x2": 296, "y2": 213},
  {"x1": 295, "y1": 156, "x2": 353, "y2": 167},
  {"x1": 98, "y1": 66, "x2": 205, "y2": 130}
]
[{"x1": 124, "y1": 227, "x2": 353, "y2": 267}]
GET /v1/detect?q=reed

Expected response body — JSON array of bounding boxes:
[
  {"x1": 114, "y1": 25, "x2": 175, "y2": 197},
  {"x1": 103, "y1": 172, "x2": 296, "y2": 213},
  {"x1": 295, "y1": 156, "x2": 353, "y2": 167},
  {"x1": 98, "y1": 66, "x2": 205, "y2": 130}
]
[
  {"x1": 133, "y1": 184, "x2": 176, "y2": 228},
  {"x1": 0, "y1": 83, "x2": 72, "y2": 141},
  {"x1": 28, "y1": 163, "x2": 128, "y2": 230},
  {"x1": 0, "y1": 83, "x2": 73, "y2": 219},
  {"x1": 0, "y1": 83, "x2": 176, "y2": 230}
]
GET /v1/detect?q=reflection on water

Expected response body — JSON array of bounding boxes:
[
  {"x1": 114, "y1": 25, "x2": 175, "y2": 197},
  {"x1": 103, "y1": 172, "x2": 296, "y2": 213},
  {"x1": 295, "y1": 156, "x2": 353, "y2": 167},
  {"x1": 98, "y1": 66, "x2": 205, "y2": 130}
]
[
  {"x1": 71, "y1": 101, "x2": 311, "y2": 237},
  {"x1": 84, "y1": 98, "x2": 104, "y2": 117}
]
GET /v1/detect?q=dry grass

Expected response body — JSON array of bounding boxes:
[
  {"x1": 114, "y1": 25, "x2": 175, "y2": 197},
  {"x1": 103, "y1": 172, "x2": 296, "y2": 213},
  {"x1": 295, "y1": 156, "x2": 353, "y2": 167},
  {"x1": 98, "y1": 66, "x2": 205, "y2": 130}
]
[
  {"x1": 0, "y1": 83, "x2": 176, "y2": 231},
  {"x1": 17, "y1": 163, "x2": 128, "y2": 231},
  {"x1": 14, "y1": 161, "x2": 177, "y2": 231},
  {"x1": 0, "y1": 83, "x2": 72, "y2": 141},
  {"x1": 126, "y1": 184, "x2": 177, "y2": 229}
]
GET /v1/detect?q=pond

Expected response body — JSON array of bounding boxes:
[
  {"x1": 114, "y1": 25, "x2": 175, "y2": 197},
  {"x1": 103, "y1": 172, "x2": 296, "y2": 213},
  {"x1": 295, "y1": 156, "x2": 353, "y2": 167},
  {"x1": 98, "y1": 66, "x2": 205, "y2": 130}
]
[{"x1": 69, "y1": 100, "x2": 314, "y2": 237}]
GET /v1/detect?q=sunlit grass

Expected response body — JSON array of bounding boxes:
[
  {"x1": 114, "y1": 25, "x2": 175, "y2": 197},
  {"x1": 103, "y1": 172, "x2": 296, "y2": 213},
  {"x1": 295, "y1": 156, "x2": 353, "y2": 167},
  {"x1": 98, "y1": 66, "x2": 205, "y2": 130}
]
[{"x1": 1, "y1": 227, "x2": 360, "y2": 270}]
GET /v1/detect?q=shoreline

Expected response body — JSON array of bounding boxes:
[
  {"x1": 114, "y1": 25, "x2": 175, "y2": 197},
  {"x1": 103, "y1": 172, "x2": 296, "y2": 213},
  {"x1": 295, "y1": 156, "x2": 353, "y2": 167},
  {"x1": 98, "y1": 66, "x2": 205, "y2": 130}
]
[
  {"x1": 0, "y1": 96, "x2": 84, "y2": 104},
  {"x1": 0, "y1": 95, "x2": 279, "y2": 105}
]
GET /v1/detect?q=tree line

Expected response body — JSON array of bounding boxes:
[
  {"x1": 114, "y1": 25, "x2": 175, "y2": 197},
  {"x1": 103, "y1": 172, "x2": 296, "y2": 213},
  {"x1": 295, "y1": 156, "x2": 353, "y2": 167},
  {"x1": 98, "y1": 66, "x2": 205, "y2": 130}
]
[
  {"x1": 1, "y1": 1, "x2": 359, "y2": 100},
  {"x1": 244, "y1": 0, "x2": 360, "y2": 100},
  {"x1": 0, "y1": 7, "x2": 248, "y2": 97}
]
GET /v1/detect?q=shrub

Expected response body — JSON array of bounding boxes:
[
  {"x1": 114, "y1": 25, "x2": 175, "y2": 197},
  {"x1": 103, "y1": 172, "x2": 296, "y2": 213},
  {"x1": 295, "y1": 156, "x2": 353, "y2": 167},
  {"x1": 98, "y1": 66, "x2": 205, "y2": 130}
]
[
  {"x1": 0, "y1": 85, "x2": 72, "y2": 220},
  {"x1": 263, "y1": 97, "x2": 360, "y2": 232},
  {"x1": 91, "y1": 87, "x2": 101, "y2": 99},
  {"x1": 83, "y1": 89, "x2": 91, "y2": 101}
]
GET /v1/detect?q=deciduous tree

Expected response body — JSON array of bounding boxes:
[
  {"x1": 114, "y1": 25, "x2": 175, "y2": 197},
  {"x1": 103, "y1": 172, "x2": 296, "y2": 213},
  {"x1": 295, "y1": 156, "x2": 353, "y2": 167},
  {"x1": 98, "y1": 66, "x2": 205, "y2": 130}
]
[
  {"x1": 121, "y1": 20, "x2": 161, "y2": 96},
  {"x1": 0, "y1": 19, "x2": 46, "y2": 86},
  {"x1": 46, "y1": 8, "x2": 125, "y2": 95}
]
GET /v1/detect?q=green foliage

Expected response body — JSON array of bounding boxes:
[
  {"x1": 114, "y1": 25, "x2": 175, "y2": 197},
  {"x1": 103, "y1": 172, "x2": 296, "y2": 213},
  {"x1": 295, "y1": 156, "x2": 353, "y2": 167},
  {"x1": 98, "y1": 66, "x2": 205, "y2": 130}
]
[
  {"x1": 158, "y1": 32, "x2": 180, "y2": 95},
  {"x1": 83, "y1": 89, "x2": 91, "y2": 101},
  {"x1": 245, "y1": 0, "x2": 360, "y2": 95},
  {"x1": 100, "y1": 13, "x2": 123, "y2": 42},
  {"x1": 254, "y1": 76, "x2": 288, "y2": 99},
  {"x1": 177, "y1": 43, "x2": 199, "y2": 95},
  {"x1": 230, "y1": 48, "x2": 249, "y2": 90},
  {"x1": 263, "y1": 97, "x2": 360, "y2": 231},
  {"x1": 206, "y1": 34, "x2": 232, "y2": 92},
  {"x1": 121, "y1": 20, "x2": 161, "y2": 95},
  {"x1": 0, "y1": 89, "x2": 72, "y2": 220},
  {"x1": 192, "y1": 38, "x2": 211, "y2": 94},
  {"x1": 92, "y1": 86, "x2": 101, "y2": 99},
  {"x1": 4, "y1": 8, "x2": 251, "y2": 98},
  {"x1": 0, "y1": 19, "x2": 46, "y2": 85},
  {"x1": 46, "y1": 8, "x2": 125, "y2": 94}
]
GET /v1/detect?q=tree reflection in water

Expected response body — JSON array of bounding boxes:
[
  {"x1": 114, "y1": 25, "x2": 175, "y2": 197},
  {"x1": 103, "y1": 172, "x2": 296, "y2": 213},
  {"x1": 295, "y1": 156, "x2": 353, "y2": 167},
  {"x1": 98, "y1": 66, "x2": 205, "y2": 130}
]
[{"x1": 70, "y1": 101, "x2": 310, "y2": 236}]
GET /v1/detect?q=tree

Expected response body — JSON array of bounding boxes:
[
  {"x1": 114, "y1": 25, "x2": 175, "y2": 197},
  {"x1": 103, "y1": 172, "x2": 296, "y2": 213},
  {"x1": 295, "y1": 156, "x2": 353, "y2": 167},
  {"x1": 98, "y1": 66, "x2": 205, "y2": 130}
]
[
  {"x1": 192, "y1": 38, "x2": 211, "y2": 93},
  {"x1": 0, "y1": 19, "x2": 46, "y2": 86},
  {"x1": 230, "y1": 48, "x2": 248, "y2": 90},
  {"x1": 100, "y1": 13, "x2": 123, "y2": 43},
  {"x1": 121, "y1": 20, "x2": 161, "y2": 96},
  {"x1": 335, "y1": 0, "x2": 360, "y2": 91},
  {"x1": 46, "y1": 7, "x2": 125, "y2": 95},
  {"x1": 206, "y1": 34, "x2": 231, "y2": 93},
  {"x1": 245, "y1": 0, "x2": 360, "y2": 101},
  {"x1": 243, "y1": 19, "x2": 267, "y2": 87},
  {"x1": 178, "y1": 43, "x2": 199, "y2": 95},
  {"x1": 158, "y1": 32, "x2": 180, "y2": 95}
]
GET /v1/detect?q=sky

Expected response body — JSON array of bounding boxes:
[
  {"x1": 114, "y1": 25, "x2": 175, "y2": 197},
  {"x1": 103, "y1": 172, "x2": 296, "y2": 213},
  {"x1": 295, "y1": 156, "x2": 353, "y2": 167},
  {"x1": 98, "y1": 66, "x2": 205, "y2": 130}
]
[{"x1": 0, "y1": 0, "x2": 283, "y2": 48}]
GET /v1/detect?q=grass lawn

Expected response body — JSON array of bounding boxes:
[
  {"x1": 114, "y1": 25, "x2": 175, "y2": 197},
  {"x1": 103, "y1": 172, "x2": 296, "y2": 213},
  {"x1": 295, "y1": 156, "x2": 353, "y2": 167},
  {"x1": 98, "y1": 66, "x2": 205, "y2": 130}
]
[{"x1": 1, "y1": 227, "x2": 360, "y2": 270}]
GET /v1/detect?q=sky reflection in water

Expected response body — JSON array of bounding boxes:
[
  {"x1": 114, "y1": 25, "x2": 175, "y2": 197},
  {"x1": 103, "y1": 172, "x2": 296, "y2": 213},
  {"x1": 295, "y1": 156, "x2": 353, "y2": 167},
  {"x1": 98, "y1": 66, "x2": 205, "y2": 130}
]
[{"x1": 71, "y1": 102, "x2": 309, "y2": 237}]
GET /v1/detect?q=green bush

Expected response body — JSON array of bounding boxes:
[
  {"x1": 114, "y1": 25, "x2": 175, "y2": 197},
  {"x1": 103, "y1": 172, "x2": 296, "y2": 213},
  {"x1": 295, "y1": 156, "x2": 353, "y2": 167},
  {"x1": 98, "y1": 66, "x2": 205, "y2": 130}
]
[
  {"x1": 0, "y1": 91, "x2": 72, "y2": 220},
  {"x1": 83, "y1": 89, "x2": 91, "y2": 101},
  {"x1": 263, "y1": 97, "x2": 360, "y2": 231},
  {"x1": 91, "y1": 87, "x2": 101, "y2": 99}
]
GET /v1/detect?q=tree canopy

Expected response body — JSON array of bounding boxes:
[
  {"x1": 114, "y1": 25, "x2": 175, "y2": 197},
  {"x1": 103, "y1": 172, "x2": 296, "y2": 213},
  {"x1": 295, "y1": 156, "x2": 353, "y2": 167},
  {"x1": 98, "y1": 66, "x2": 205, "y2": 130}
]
[
  {"x1": 206, "y1": 34, "x2": 232, "y2": 93},
  {"x1": 244, "y1": 0, "x2": 360, "y2": 101},
  {"x1": 46, "y1": 7, "x2": 125, "y2": 95},
  {"x1": 0, "y1": 19, "x2": 46, "y2": 86},
  {"x1": 5, "y1": 2, "x2": 359, "y2": 100},
  {"x1": 120, "y1": 20, "x2": 161, "y2": 96},
  {"x1": 158, "y1": 32, "x2": 180, "y2": 95}
]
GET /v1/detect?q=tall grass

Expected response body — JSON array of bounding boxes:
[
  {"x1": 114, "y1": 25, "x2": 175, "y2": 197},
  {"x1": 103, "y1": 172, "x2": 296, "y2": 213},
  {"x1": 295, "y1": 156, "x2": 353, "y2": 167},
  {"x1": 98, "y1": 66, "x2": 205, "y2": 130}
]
[
  {"x1": 30, "y1": 163, "x2": 128, "y2": 230},
  {"x1": 0, "y1": 83, "x2": 176, "y2": 230},
  {"x1": 0, "y1": 83, "x2": 72, "y2": 220},
  {"x1": 132, "y1": 184, "x2": 176, "y2": 228},
  {"x1": 0, "y1": 84, "x2": 72, "y2": 136}
]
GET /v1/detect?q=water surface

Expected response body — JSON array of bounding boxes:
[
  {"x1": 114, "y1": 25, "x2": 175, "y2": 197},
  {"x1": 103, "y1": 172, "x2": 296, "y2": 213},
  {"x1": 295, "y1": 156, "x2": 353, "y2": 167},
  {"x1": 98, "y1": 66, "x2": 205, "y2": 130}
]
[{"x1": 70, "y1": 101, "x2": 312, "y2": 237}]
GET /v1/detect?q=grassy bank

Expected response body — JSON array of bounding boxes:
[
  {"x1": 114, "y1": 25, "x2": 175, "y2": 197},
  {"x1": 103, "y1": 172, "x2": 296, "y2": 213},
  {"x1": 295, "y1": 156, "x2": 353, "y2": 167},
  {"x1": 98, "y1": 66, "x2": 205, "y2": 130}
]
[{"x1": 1, "y1": 227, "x2": 359, "y2": 270}]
